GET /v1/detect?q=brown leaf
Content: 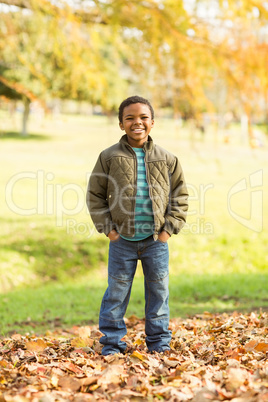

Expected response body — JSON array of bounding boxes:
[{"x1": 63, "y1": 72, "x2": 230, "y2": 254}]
[
  {"x1": 77, "y1": 326, "x2": 91, "y2": 338},
  {"x1": 0, "y1": 360, "x2": 12, "y2": 369},
  {"x1": 119, "y1": 389, "x2": 145, "y2": 398},
  {"x1": 97, "y1": 365, "x2": 124, "y2": 386},
  {"x1": 146, "y1": 355, "x2": 160, "y2": 368},
  {"x1": 125, "y1": 315, "x2": 140, "y2": 326},
  {"x1": 164, "y1": 356, "x2": 181, "y2": 368},
  {"x1": 11, "y1": 334, "x2": 22, "y2": 341},
  {"x1": 254, "y1": 343, "x2": 268, "y2": 353},
  {"x1": 227, "y1": 358, "x2": 241, "y2": 368},
  {"x1": 1, "y1": 313, "x2": 268, "y2": 401},
  {"x1": 126, "y1": 375, "x2": 140, "y2": 388},
  {"x1": 225, "y1": 368, "x2": 249, "y2": 391},
  {"x1": 244, "y1": 340, "x2": 259, "y2": 351},
  {"x1": 25, "y1": 363, "x2": 42, "y2": 372},
  {"x1": 80, "y1": 376, "x2": 99, "y2": 386},
  {"x1": 61, "y1": 361, "x2": 84, "y2": 374},
  {"x1": 226, "y1": 349, "x2": 241, "y2": 361},
  {"x1": 58, "y1": 375, "x2": 81, "y2": 392}
]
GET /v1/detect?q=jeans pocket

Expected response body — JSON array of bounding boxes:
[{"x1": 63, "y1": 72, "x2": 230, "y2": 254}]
[{"x1": 156, "y1": 239, "x2": 167, "y2": 244}]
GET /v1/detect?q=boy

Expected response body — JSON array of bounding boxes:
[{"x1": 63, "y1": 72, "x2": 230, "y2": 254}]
[{"x1": 87, "y1": 95, "x2": 188, "y2": 355}]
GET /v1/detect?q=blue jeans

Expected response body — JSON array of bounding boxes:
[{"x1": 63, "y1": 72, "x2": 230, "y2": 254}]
[{"x1": 99, "y1": 235, "x2": 171, "y2": 355}]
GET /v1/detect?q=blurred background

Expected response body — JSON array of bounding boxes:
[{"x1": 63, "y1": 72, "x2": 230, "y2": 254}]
[{"x1": 0, "y1": 0, "x2": 267, "y2": 334}]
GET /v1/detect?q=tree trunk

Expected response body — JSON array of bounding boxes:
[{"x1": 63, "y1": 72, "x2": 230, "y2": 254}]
[{"x1": 21, "y1": 97, "x2": 30, "y2": 136}]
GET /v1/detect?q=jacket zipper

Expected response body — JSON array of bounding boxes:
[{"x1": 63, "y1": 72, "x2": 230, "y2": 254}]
[
  {"x1": 144, "y1": 151, "x2": 157, "y2": 240},
  {"x1": 128, "y1": 145, "x2": 137, "y2": 237}
]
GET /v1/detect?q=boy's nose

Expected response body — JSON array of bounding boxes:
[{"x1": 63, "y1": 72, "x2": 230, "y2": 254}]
[{"x1": 133, "y1": 119, "x2": 142, "y2": 125}]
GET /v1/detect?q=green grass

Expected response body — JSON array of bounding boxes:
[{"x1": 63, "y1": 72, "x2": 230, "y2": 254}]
[
  {"x1": 0, "y1": 269, "x2": 266, "y2": 336},
  {"x1": 0, "y1": 110, "x2": 267, "y2": 335}
]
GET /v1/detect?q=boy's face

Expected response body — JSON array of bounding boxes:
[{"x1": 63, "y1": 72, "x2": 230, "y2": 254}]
[{"x1": 119, "y1": 103, "x2": 154, "y2": 148}]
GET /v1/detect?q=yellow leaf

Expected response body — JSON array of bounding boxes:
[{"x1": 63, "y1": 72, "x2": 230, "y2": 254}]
[
  {"x1": 89, "y1": 383, "x2": 100, "y2": 391},
  {"x1": 71, "y1": 337, "x2": 93, "y2": 348},
  {"x1": 25, "y1": 339, "x2": 47, "y2": 352},
  {"x1": 229, "y1": 328, "x2": 237, "y2": 333},
  {"x1": 134, "y1": 338, "x2": 144, "y2": 346},
  {"x1": 130, "y1": 350, "x2": 147, "y2": 361},
  {"x1": 0, "y1": 375, "x2": 7, "y2": 385}
]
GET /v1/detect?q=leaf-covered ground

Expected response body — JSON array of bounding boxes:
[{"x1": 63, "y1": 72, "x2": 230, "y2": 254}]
[{"x1": 0, "y1": 312, "x2": 267, "y2": 401}]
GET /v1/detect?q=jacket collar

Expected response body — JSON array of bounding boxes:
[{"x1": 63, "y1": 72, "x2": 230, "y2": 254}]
[{"x1": 119, "y1": 134, "x2": 154, "y2": 152}]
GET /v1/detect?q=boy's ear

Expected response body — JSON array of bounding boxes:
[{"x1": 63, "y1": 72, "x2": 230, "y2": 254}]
[
  {"x1": 151, "y1": 120, "x2": 155, "y2": 128},
  {"x1": 119, "y1": 122, "x2": 124, "y2": 131}
]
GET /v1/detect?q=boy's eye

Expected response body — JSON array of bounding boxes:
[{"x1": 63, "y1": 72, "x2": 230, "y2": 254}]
[{"x1": 124, "y1": 116, "x2": 149, "y2": 121}]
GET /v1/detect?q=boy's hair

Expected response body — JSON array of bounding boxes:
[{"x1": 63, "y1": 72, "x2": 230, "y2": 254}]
[{"x1": 118, "y1": 96, "x2": 154, "y2": 123}]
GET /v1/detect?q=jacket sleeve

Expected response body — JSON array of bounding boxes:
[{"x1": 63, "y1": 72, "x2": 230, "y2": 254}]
[
  {"x1": 86, "y1": 152, "x2": 116, "y2": 236},
  {"x1": 163, "y1": 157, "x2": 188, "y2": 236}
]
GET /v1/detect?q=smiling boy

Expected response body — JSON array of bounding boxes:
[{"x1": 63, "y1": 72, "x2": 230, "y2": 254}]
[{"x1": 87, "y1": 95, "x2": 188, "y2": 355}]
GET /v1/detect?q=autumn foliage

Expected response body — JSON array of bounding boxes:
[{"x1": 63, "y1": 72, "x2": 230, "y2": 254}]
[
  {"x1": 1, "y1": 311, "x2": 267, "y2": 401},
  {"x1": 1, "y1": 0, "x2": 268, "y2": 120}
]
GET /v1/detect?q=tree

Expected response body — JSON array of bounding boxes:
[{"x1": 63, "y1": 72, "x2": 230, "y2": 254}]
[
  {"x1": 0, "y1": 77, "x2": 35, "y2": 136},
  {"x1": 0, "y1": 0, "x2": 130, "y2": 134},
  {"x1": 0, "y1": 0, "x2": 268, "y2": 139}
]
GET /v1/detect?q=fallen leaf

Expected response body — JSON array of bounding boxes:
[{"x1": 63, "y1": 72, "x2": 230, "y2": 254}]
[
  {"x1": 130, "y1": 350, "x2": 147, "y2": 361},
  {"x1": 97, "y1": 365, "x2": 124, "y2": 386},
  {"x1": 50, "y1": 374, "x2": 59, "y2": 387},
  {"x1": 11, "y1": 334, "x2": 22, "y2": 341},
  {"x1": 71, "y1": 337, "x2": 94, "y2": 348},
  {"x1": 58, "y1": 376, "x2": 81, "y2": 392},
  {"x1": 61, "y1": 361, "x2": 84, "y2": 374},
  {"x1": 80, "y1": 376, "x2": 99, "y2": 386},
  {"x1": 0, "y1": 360, "x2": 12, "y2": 369},
  {"x1": 225, "y1": 368, "x2": 249, "y2": 391},
  {"x1": 244, "y1": 340, "x2": 258, "y2": 351},
  {"x1": 25, "y1": 339, "x2": 48, "y2": 352},
  {"x1": 133, "y1": 338, "x2": 144, "y2": 346},
  {"x1": 164, "y1": 356, "x2": 181, "y2": 368},
  {"x1": 0, "y1": 312, "x2": 267, "y2": 401},
  {"x1": 254, "y1": 343, "x2": 268, "y2": 353},
  {"x1": 77, "y1": 326, "x2": 91, "y2": 338}
]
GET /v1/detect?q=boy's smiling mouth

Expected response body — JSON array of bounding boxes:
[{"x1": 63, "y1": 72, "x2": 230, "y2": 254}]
[{"x1": 132, "y1": 128, "x2": 145, "y2": 133}]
